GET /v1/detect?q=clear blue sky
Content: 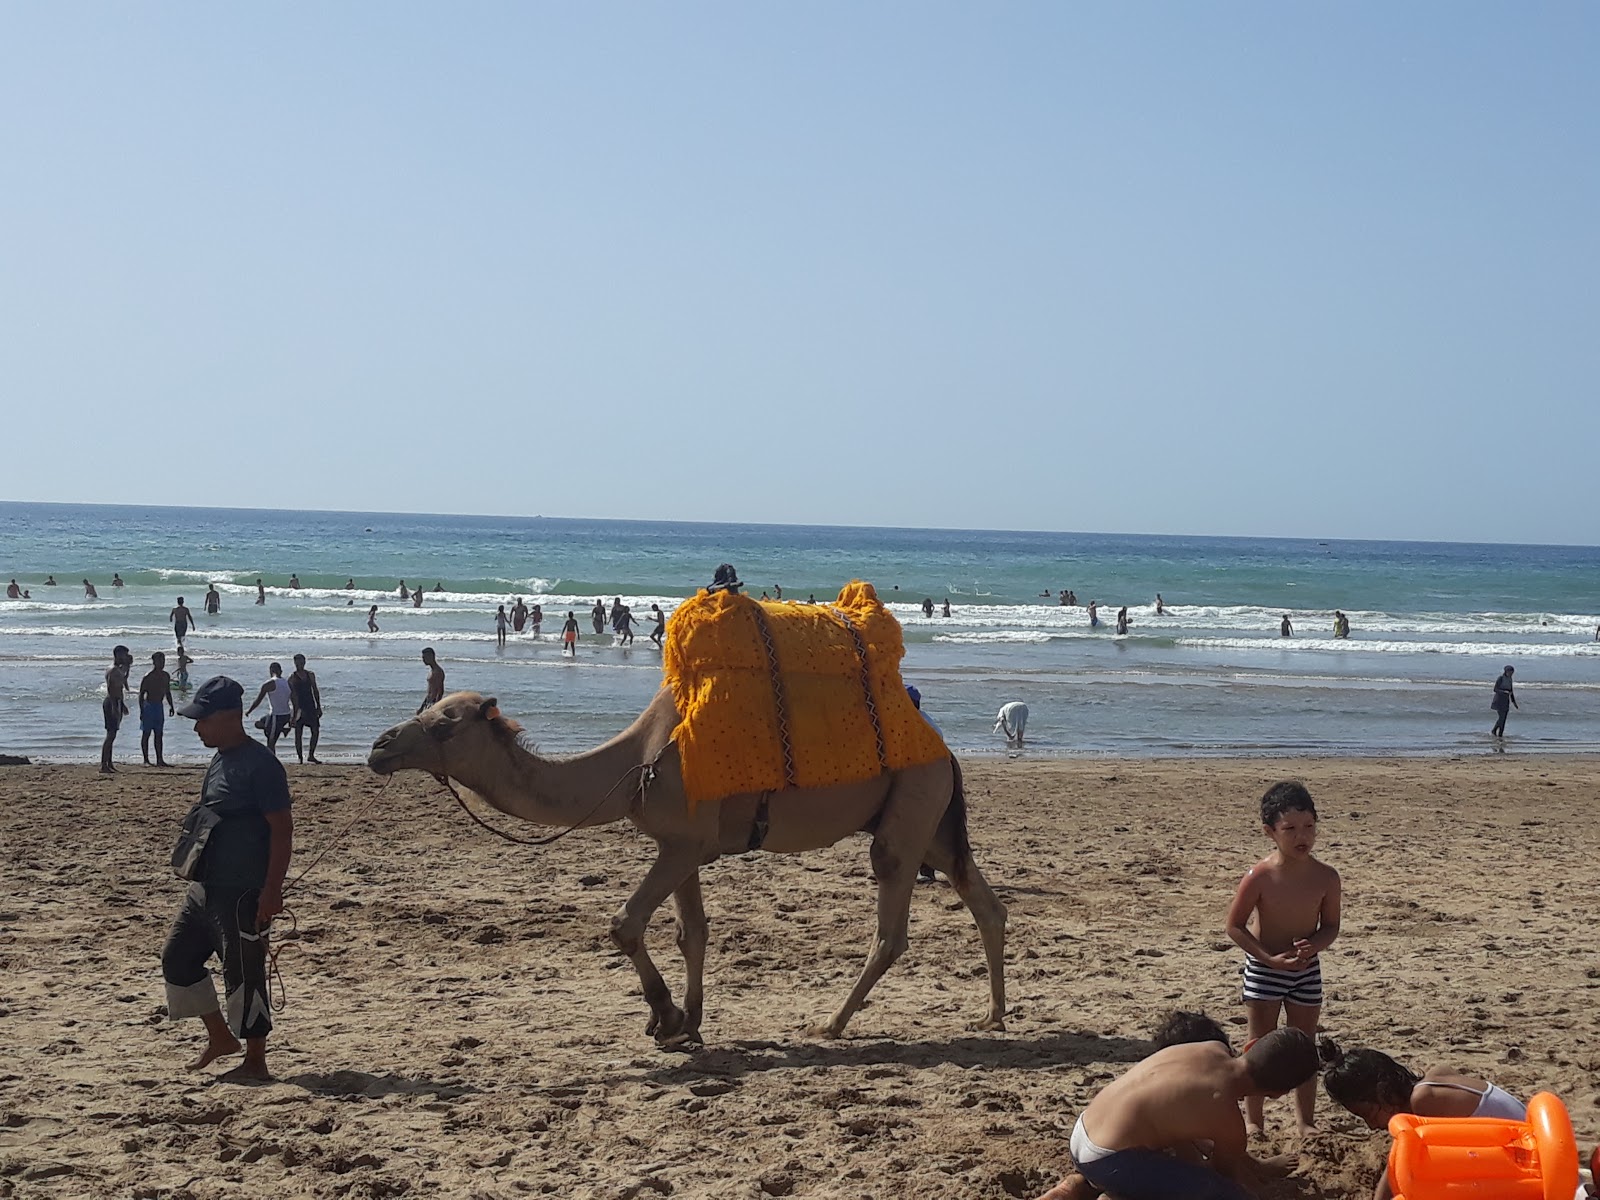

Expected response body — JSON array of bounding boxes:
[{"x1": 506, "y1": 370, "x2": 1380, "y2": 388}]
[{"x1": 3, "y1": 4, "x2": 1595, "y2": 543}]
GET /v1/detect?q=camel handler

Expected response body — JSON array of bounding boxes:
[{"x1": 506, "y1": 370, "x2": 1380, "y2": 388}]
[{"x1": 160, "y1": 676, "x2": 294, "y2": 1080}]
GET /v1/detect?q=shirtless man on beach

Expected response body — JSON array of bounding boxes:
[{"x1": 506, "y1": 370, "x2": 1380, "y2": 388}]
[
  {"x1": 419, "y1": 647, "x2": 445, "y2": 712},
  {"x1": 100, "y1": 645, "x2": 133, "y2": 773},
  {"x1": 84, "y1": 579, "x2": 99, "y2": 599},
  {"x1": 5, "y1": 580, "x2": 19, "y2": 599},
  {"x1": 1035, "y1": 1031, "x2": 1314, "y2": 1200},
  {"x1": 204, "y1": 584, "x2": 221, "y2": 614},
  {"x1": 139, "y1": 652, "x2": 176, "y2": 766}
]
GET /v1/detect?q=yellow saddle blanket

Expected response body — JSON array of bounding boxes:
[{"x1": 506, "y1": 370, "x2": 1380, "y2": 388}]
[{"x1": 663, "y1": 581, "x2": 949, "y2": 808}]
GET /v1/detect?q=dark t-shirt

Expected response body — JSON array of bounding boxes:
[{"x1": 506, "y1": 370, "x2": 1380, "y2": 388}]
[
  {"x1": 1493, "y1": 674, "x2": 1515, "y2": 710},
  {"x1": 196, "y1": 739, "x2": 291, "y2": 888}
]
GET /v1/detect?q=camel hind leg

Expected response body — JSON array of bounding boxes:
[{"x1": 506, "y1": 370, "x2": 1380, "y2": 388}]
[
  {"x1": 922, "y1": 756, "x2": 1007, "y2": 1030},
  {"x1": 818, "y1": 762, "x2": 947, "y2": 1039},
  {"x1": 922, "y1": 834, "x2": 1008, "y2": 1032}
]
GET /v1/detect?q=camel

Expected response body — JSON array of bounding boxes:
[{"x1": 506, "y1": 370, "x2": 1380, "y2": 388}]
[{"x1": 367, "y1": 689, "x2": 1008, "y2": 1045}]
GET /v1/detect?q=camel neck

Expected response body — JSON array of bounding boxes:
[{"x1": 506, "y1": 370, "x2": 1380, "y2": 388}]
[{"x1": 452, "y1": 724, "x2": 654, "y2": 831}]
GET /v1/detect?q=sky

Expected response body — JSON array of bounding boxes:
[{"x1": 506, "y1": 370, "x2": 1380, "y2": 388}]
[{"x1": 1, "y1": 4, "x2": 1595, "y2": 544}]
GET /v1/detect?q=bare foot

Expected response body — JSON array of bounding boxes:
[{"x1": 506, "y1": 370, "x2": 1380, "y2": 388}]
[
  {"x1": 189, "y1": 1035, "x2": 242, "y2": 1070},
  {"x1": 100, "y1": 766, "x2": 116, "y2": 775},
  {"x1": 1036, "y1": 1172, "x2": 1098, "y2": 1199},
  {"x1": 1258, "y1": 1153, "x2": 1298, "y2": 1178},
  {"x1": 219, "y1": 1058, "x2": 271, "y2": 1083},
  {"x1": 1297, "y1": 1124, "x2": 1319, "y2": 1139},
  {"x1": 1247, "y1": 1122, "x2": 1267, "y2": 1140}
]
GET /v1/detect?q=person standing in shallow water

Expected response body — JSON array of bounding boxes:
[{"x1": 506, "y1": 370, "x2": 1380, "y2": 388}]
[
  {"x1": 591, "y1": 600, "x2": 606, "y2": 636},
  {"x1": 562, "y1": 611, "x2": 579, "y2": 657},
  {"x1": 366, "y1": 605, "x2": 379, "y2": 632},
  {"x1": 1280, "y1": 614, "x2": 1293, "y2": 638},
  {"x1": 1491, "y1": 665, "x2": 1518, "y2": 738},
  {"x1": 288, "y1": 654, "x2": 323, "y2": 764},
  {"x1": 255, "y1": 579, "x2": 266, "y2": 605},
  {"x1": 419, "y1": 647, "x2": 445, "y2": 712}
]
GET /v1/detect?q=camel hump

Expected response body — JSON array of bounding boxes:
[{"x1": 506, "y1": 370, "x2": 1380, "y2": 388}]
[{"x1": 662, "y1": 581, "x2": 947, "y2": 808}]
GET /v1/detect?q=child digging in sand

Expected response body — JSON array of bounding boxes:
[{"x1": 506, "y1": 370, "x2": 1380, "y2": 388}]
[
  {"x1": 1039, "y1": 1010, "x2": 1239, "y2": 1199},
  {"x1": 1036, "y1": 1028, "x2": 1317, "y2": 1200},
  {"x1": 1226, "y1": 781, "x2": 1341, "y2": 1138}
]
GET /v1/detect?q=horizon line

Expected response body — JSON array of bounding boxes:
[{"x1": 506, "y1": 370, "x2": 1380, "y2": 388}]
[{"x1": 1, "y1": 496, "x2": 1596, "y2": 554}]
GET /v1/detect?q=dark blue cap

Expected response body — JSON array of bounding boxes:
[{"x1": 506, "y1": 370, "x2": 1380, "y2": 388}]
[{"x1": 177, "y1": 675, "x2": 245, "y2": 719}]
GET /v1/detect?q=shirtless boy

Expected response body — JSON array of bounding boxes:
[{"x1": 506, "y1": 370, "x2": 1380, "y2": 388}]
[
  {"x1": 1038, "y1": 1030, "x2": 1316, "y2": 1200},
  {"x1": 139, "y1": 651, "x2": 176, "y2": 766},
  {"x1": 419, "y1": 647, "x2": 445, "y2": 712},
  {"x1": 1226, "y1": 781, "x2": 1341, "y2": 1136}
]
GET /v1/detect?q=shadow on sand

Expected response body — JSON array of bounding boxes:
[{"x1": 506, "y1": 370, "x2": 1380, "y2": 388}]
[{"x1": 284, "y1": 1069, "x2": 480, "y2": 1101}]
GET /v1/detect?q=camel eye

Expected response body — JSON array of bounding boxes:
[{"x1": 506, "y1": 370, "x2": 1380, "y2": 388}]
[{"x1": 426, "y1": 717, "x2": 458, "y2": 742}]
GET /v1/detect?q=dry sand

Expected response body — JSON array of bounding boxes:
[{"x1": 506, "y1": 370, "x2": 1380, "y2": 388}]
[{"x1": 2, "y1": 755, "x2": 1598, "y2": 1199}]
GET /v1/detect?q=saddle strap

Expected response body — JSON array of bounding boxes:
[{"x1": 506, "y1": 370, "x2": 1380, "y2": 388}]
[
  {"x1": 829, "y1": 606, "x2": 888, "y2": 772},
  {"x1": 748, "y1": 604, "x2": 796, "y2": 790}
]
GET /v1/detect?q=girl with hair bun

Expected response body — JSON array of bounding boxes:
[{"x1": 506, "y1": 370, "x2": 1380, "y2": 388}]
[{"x1": 1319, "y1": 1037, "x2": 1526, "y2": 1127}]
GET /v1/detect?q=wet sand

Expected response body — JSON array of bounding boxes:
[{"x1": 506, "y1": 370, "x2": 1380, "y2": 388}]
[{"x1": 2, "y1": 756, "x2": 1597, "y2": 1198}]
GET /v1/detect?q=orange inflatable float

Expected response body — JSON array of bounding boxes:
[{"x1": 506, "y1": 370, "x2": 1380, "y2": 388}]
[{"x1": 1388, "y1": 1091, "x2": 1580, "y2": 1200}]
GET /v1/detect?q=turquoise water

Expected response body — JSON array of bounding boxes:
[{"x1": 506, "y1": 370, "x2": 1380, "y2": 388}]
[{"x1": 2, "y1": 501, "x2": 1597, "y2": 763}]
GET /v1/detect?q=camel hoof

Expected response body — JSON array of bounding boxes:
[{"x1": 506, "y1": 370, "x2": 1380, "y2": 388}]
[
  {"x1": 651, "y1": 1006, "x2": 689, "y2": 1045},
  {"x1": 659, "y1": 1028, "x2": 704, "y2": 1050},
  {"x1": 970, "y1": 1015, "x2": 1007, "y2": 1033},
  {"x1": 807, "y1": 1022, "x2": 844, "y2": 1040}
]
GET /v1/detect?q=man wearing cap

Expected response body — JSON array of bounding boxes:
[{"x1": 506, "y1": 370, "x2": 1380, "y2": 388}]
[{"x1": 161, "y1": 676, "x2": 294, "y2": 1080}]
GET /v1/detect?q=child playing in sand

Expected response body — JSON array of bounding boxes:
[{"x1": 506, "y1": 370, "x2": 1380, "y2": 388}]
[
  {"x1": 1040, "y1": 1010, "x2": 1239, "y2": 1200},
  {"x1": 1226, "y1": 781, "x2": 1341, "y2": 1138},
  {"x1": 1036, "y1": 1028, "x2": 1316, "y2": 1200}
]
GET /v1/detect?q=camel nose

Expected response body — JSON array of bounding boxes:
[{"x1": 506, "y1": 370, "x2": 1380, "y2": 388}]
[{"x1": 367, "y1": 728, "x2": 399, "y2": 771}]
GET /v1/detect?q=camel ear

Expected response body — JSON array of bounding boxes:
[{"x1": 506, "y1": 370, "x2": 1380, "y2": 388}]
[{"x1": 480, "y1": 697, "x2": 500, "y2": 721}]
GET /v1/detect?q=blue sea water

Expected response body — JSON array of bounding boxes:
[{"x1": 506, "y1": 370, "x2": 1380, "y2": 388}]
[{"x1": 1, "y1": 501, "x2": 1597, "y2": 763}]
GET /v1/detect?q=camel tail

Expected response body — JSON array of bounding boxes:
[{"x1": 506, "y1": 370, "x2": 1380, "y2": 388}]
[{"x1": 941, "y1": 754, "x2": 973, "y2": 890}]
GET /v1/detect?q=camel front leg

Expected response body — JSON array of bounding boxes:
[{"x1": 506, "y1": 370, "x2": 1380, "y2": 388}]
[
  {"x1": 610, "y1": 844, "x2": 700, "y2": 1045},
  {"x1": 671, "y1": 871, "x2": 708, "y2": 1045}
]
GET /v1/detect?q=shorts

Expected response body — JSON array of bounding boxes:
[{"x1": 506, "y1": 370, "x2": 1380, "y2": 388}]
[
  {"x1": 1071, "y1": 1117, "x2": 1249, "y2": 1200},
  {"x1": 295, "y1": 711, "x2": 320, "y2": 732},
  {"x1": 140, "y1": 701, "x2": 165, "y2": 732},
  {"x1": 103, "y1": 697, "x2": 122, "y2": 733},
  {"x1": 563, "y1": 631, "x2": 577, "y2": 645},
  {"x1": 258, "y1": 714, "x2": 290, "y2": 740},
  {"x1": 1242, "y1": 954, "x2": 1323, "y2": 1006}
]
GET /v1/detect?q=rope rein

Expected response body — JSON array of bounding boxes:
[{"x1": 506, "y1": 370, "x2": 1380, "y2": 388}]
[{"x1": 430, "y1": 750, "x2": 660, "y2": 847}]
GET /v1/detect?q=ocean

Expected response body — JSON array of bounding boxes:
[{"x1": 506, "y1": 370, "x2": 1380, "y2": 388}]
[{"x1": 2, "y1": 501, "x2": 1597, "y2": 764}]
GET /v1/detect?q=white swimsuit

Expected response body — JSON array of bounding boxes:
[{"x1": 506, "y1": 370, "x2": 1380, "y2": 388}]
[{"x1": 1425, "y1": 1080, "x2": 1526, "y2": 1121}]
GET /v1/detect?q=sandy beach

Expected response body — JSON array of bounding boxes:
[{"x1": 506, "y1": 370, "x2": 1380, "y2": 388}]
[{"x1": 2, "y1": 755, "x2": 1597, "y2": 1199}]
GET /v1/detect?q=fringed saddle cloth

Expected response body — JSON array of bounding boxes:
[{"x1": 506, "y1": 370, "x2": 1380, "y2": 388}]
[{"x1": 663, "y1": 581, "x2": 949, "y2": 809}]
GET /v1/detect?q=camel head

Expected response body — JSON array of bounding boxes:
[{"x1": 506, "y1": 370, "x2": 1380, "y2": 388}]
[{"x1": 367, "y1": 691, "x2": 525, "y2": 777}]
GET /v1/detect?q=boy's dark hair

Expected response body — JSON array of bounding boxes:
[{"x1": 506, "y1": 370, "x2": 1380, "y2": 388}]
[
  {"x1": 1152, "y1": 1010, "x2": 1231, "y2": 1051},
  {"x1": 1243, "y1": 1028, "x2": 1319, "y2": 1093},
  {"x1": 1261, "y1": 781, "x2": 1316, "y2": 827},
  {"x1": 1319, "y1": 1037, "x2": 1418, "y2": 1111}
]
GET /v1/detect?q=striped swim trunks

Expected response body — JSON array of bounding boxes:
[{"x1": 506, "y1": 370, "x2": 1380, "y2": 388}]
[{"x1": 1242, "y1": 954, "x2": 1323, "y2": 1006}]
